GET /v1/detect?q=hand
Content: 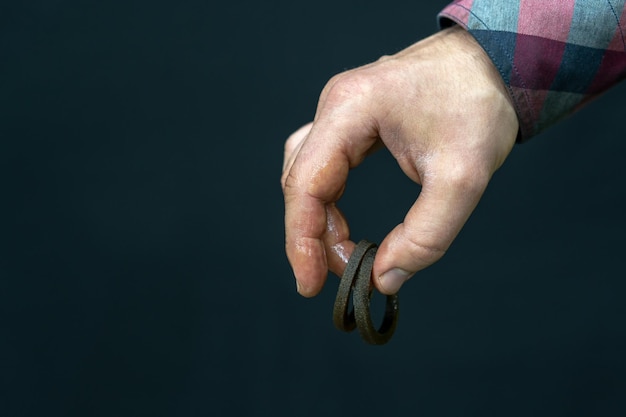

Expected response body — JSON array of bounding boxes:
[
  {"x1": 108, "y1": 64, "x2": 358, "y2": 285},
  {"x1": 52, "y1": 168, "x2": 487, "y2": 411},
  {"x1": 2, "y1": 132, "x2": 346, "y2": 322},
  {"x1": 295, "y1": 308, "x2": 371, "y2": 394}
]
[{"x1": 281, "y1": 26, "x2": 519, "y2": 297}]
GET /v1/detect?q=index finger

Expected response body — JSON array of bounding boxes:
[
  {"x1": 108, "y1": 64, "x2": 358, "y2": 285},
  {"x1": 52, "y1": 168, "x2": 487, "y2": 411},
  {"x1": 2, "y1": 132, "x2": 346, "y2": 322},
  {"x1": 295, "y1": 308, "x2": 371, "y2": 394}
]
[{"x1": 283, "y1": 113, "x2": 379, "y2": 297}]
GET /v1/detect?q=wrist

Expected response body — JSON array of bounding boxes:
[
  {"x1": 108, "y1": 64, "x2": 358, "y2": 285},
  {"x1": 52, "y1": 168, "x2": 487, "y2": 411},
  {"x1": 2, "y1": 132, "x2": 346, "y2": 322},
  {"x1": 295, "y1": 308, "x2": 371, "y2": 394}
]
[{"x1": 442, "y1": 26, "x2": 517, "y2": 115}]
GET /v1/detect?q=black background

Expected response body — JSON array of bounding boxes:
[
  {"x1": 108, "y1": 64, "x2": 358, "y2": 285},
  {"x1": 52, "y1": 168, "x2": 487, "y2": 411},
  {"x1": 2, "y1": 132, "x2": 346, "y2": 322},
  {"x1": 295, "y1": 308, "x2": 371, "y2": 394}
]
[{"x1": 1, "y1": 1, "x2": 625, "y2": 416}]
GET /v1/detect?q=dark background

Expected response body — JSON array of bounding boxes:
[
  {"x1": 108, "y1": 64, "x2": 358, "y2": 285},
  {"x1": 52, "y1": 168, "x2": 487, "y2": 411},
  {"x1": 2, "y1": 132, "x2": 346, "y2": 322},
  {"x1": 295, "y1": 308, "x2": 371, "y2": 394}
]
[{"x1": 1, "y1": 1, "x2": 625, "y2": 416}]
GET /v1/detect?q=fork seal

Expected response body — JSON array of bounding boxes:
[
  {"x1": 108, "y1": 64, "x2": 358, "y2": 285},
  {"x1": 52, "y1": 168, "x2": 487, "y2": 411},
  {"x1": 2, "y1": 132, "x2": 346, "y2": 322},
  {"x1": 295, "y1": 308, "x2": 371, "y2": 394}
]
[
  {"x1": 333, "y1": 240, "x2": 399, "y2": 345},
  {"x1": 332, "y1": 240, "x2": 375, "y2": 332}
]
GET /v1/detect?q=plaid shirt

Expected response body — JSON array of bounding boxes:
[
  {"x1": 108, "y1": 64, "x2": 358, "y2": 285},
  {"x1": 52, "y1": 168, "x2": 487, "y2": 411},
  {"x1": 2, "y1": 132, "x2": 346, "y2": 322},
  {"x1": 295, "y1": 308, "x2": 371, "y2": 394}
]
[{"x1": 439, "y1": 0, "x2": 626, "y2": 141}]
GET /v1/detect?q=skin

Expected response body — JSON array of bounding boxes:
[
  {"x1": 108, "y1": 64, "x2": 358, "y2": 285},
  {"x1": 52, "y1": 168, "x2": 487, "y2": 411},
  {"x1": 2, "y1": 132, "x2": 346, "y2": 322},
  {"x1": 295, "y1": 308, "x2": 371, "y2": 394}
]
[{"x1": 281, "y1": 26, "x2": 519, "y2": 298}]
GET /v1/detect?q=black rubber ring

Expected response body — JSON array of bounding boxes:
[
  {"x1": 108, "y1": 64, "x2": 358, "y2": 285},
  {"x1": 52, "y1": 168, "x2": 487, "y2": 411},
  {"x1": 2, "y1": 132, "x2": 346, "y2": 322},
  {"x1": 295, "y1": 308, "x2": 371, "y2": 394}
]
[
  {"x1": 333, "y1": 239, "x2": 400, "y2": 345},
  {"x1": 353, "y1": 246, "x2": 399, "y2": 345},
  {"x1": 333, "y1": 240, "x2": 376, "y2": 332}
]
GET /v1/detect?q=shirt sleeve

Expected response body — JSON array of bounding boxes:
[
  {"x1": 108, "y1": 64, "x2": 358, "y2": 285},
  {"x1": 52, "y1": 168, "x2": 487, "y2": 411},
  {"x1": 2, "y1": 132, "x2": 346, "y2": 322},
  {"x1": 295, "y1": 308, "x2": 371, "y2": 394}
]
[{"x1": 438, "y1": 0, "x2": 626, "y2": 142}]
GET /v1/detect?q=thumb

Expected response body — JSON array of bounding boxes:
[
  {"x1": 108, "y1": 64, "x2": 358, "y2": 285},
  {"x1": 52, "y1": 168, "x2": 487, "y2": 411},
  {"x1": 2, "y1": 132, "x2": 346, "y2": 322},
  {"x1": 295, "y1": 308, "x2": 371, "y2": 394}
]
[{"x1": 372, "y1": 161, "x2": 490, "y2": 295}]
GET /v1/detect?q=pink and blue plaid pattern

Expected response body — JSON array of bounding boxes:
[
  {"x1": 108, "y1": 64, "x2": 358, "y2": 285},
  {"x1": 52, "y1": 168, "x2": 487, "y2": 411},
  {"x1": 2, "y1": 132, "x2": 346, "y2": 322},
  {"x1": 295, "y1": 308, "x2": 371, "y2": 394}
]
[{"x1": 439, "y1": 0, "x2": 626, "y2": 141}]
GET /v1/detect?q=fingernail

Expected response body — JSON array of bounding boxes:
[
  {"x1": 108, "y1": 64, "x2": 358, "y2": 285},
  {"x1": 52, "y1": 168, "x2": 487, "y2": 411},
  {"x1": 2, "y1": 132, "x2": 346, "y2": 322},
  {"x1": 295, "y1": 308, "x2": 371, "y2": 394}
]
[
  {"x1": 296, "y1": 280, "x2": 302, "y2": 294},
  {"x1": 378, "y1": 268, "x2": 412, "y2": 294}
]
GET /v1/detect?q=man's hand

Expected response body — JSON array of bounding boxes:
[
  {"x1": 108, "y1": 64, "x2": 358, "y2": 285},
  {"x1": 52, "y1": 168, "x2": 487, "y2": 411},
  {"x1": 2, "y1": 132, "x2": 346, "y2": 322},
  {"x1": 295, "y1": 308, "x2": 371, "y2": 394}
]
[{"x1": 281, "y1": 26, "x2": 519, "y2": 297}]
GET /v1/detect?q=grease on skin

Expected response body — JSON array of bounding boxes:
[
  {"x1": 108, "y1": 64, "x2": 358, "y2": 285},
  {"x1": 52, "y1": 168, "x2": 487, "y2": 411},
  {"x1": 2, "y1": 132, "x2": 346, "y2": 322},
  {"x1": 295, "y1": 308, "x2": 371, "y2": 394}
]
[
  {"x1": 330, "y1": 243, "x2": 350, "y2": 264},
  {"x1": 291, "y1": 236, "x2": 329, "y2": 297},
  {"x1": 323, "y1": 205, "x2": 352, "y2": 275}
]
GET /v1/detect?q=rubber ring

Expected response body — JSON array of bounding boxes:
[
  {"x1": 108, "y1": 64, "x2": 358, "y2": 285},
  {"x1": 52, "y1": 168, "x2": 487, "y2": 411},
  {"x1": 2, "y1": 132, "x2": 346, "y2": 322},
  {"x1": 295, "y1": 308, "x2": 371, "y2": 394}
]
[
  {"x1": 333, "y1": 240, "x2": 400, "y2": 345},
  {"x1": 333, "y1": 240, "x2": 376, "y2": 332},
  {"x1": 353, "y1": 246, "x2": 399, "y2": 345}
]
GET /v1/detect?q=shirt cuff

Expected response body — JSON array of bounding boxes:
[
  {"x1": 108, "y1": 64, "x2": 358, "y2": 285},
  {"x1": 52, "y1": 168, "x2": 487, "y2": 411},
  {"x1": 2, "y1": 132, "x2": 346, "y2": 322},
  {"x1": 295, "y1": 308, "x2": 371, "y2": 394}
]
[{"x1": 438, "y1": 0, "x2": 626, "y2": 142}]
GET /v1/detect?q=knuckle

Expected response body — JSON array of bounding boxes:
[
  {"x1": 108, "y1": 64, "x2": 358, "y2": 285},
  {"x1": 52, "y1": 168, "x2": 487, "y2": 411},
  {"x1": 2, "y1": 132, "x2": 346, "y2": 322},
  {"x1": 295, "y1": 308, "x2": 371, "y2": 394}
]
[
  {"x1": 283, "y1": 133, "x2": 298, "y2": 156},
  {"x1": 324, "y1": 73, "x2": 375, "y2": 105},
  {"x1": 437, "y1": 158, "x2": 490, "y2": 197},
  {"x1": 283, "y1": 124, "x2": 311, "y2": 156},
  {"x1": 280, "y1": 170, "x2": 289, "y2": 190},
  {"x1": 281, "y1": 169, "x2": 297, "y2": 194},
  {"x1": 404, "y1": 233, "x2": 447, "y2": 265}
]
